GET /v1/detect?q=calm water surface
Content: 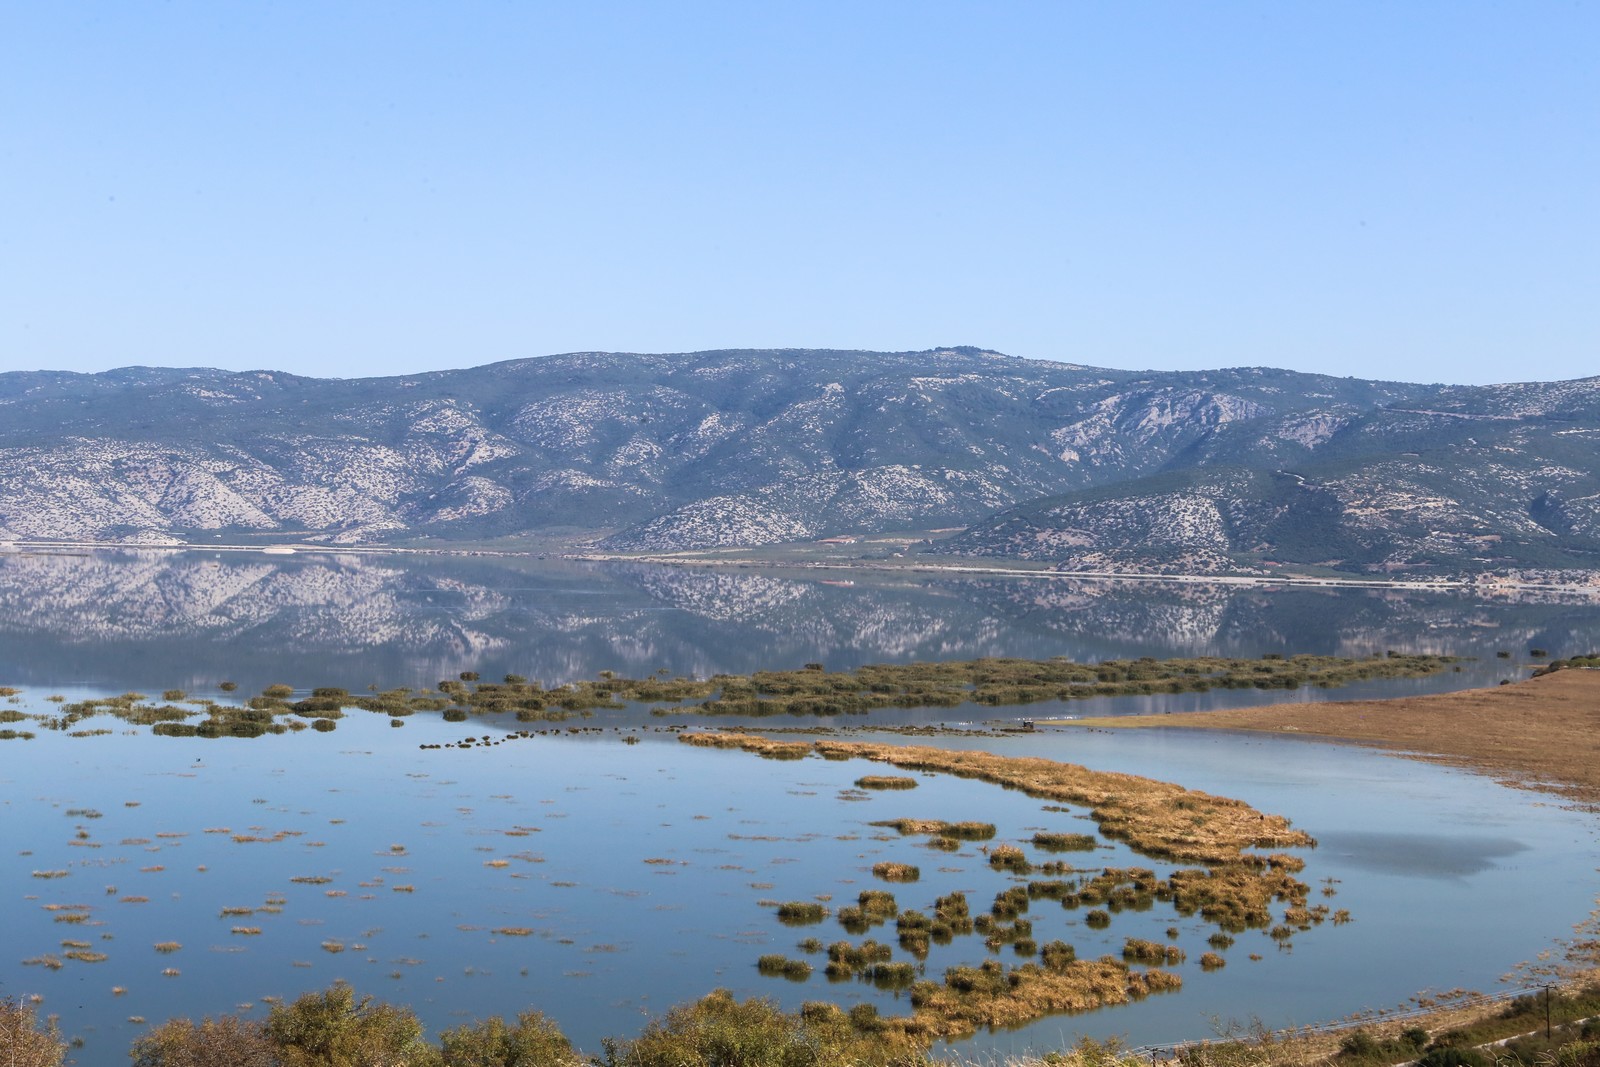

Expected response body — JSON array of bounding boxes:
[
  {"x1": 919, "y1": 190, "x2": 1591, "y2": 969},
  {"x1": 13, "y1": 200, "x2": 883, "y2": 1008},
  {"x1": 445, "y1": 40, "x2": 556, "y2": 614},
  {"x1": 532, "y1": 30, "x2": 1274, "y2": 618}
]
[{"x1": 1, "y1": 550, "x2": 1597, "y2": 1064}]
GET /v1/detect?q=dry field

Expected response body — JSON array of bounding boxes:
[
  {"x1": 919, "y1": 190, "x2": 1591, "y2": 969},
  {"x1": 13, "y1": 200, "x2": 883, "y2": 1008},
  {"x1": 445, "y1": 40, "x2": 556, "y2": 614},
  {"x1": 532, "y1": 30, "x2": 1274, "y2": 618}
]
[{"x1": 1063, "y1": 668, "x2": 1600, "y2": 806}]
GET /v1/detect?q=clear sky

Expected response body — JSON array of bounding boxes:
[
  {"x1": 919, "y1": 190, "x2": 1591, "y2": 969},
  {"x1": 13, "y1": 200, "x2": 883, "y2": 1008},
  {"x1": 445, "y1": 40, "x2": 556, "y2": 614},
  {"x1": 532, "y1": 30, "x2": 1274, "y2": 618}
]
[{"x1": 3, "y1": 2, "x2": 1595, "y2": 385}]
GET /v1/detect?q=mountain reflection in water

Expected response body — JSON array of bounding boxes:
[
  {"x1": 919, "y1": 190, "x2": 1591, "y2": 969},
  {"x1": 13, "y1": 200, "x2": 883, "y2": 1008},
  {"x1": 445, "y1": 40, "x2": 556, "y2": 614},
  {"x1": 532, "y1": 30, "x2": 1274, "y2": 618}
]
[{"x1": 0, "y1": 548, "x2": 1596, "y2": 696}]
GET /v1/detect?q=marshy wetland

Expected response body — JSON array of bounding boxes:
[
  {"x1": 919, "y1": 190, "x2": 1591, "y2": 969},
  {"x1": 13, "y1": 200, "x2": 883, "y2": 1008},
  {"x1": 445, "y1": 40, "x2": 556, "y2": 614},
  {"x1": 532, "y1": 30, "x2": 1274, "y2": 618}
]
[{"x1": 3, "y1": 550, "x2": 1600, "y2": 1064}]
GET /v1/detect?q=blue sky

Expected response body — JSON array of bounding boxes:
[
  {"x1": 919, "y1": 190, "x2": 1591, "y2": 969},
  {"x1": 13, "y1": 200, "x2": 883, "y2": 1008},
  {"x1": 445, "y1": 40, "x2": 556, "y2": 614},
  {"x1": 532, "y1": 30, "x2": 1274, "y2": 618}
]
[{"x1": 3, "y1": 2, "x2": 1595, "y2": 385}]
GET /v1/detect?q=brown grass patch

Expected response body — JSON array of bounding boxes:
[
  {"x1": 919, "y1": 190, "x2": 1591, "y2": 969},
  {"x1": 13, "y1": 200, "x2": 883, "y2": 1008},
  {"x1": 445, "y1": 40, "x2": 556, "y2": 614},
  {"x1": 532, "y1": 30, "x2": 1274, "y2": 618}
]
[
  {"x1": 1068, "y1": 668, "x2": 1600, "y2": 805},
  {"x1": 871, "y1": 861, "x2": 921, "y2": 883},
  {"x1": 904, "y1": 956, "x2": 1182, "y2": 1038},
  {"x1": 681, "y1": 733, "x2": 1308, "y2": 863}
]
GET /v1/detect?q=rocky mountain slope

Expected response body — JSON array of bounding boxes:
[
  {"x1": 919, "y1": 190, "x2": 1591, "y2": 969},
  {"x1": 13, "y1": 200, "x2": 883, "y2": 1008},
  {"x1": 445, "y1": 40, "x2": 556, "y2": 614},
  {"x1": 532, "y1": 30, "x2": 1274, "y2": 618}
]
[
  {"x1": 0, "y1": 348, "x2": 1596, "y2": 575},
  {"x1": 936, "y1": 385, "x2": 1600, "y2": 575}
]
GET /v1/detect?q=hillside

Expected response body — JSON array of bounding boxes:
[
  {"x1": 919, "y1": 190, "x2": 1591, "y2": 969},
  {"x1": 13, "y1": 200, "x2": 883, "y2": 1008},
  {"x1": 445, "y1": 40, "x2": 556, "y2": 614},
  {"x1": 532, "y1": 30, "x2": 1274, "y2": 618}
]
[
  {"x1": 934, "y1": 384, "x2": 1600, "y2": 576},
  {"x1": 0, "y1": 349, "x2": 1596, "y2": 576}
]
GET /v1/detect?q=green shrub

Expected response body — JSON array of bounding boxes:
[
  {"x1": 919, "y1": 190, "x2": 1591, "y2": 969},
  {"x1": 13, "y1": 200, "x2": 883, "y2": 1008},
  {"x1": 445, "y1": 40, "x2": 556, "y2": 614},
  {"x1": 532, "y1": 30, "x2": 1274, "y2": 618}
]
[
  {"x1": 598, "y1": 987, "x2": 925, "y2": 1066},
  {"x1": 264, "y1": 984, "x2": 433, "y2": 1067},
  {"x1": 438, "y1": 1010, "x2": 581, "y2": 1067},
  {"x1": 1417, "y1": 1049, "x2": 1490, "y2": 1067},
  {"x1": 1339, "y1": 1030, "x2": 1380, "y2": 1059}
]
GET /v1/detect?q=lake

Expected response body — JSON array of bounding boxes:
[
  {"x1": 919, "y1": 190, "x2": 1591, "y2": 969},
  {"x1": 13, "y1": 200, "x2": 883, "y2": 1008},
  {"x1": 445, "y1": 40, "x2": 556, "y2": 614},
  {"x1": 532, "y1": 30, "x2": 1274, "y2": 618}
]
[{"x1": 1, "y1": 548, "x2": 1597, "y2": 1065}]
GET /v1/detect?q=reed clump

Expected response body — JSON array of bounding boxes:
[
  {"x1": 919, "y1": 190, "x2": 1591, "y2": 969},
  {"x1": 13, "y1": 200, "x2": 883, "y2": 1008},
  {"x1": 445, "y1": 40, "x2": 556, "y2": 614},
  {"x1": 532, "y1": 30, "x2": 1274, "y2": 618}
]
[
  {"x1": 871, "y1": 862, "x2": 920, "y2": 883},
  {"x1": 775, "y1": 901, "x2": 828, "y2": 926},
  {"x1": 1039, "y1": 940, "x2": 1077, "y2": 971},
  {"x1": 1121, "y1": 937, "x2": 1184, "y2": 965},
  {"x1": 932, "y1": 892, "x2": 974, "y2": 939},
  {"x1": 1033, "y1": 831, "x2": 1098, "y2": 852},
  {"x1": 989, "y1": 844, "x2": 1032, "y2": 873},
  {"x1": 896, "y1": 910, "x2": 932, "y2": 957},
  {"x1": 908, "y1": 955, "x2": 1182, "y2": 1038},
  {"x1": 824, "y1": 939, "x2": 893, "y2": 979},
  {"x1": 869, "y1": 818, "x2": 995, "y2": 842},
  {"x1": 838, "y1": 891, "x2": 899, "y2": 933},
  {"x1": 756, "y1": 954, "x2": 813, "y2": 981},
  {"x1": 989, "y1": 886, "x2": 1031, "y2": 920},
  {"x1": 865, "y1": 961, "x2": 917, "y2": 989}
]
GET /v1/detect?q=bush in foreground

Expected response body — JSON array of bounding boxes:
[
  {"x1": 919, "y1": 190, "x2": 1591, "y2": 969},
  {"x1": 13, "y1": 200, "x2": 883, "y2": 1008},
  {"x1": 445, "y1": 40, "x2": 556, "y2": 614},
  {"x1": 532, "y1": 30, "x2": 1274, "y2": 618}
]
[
  {"x1": 130, "y1": 1015, "x2": 278, "y2": 1067},
  {"x1": 597, "y1": 988, "x2": 926, "y2": 1067},
  {"x1": 0, "y1": 997, "x2": 65, "y2": 1067},
  {"x1": 263, "y1": 984, "x2": 434, "y2": 1067},
  {"x1": 438, "y1": 1011, "x2": 582, "y2": 1066}
]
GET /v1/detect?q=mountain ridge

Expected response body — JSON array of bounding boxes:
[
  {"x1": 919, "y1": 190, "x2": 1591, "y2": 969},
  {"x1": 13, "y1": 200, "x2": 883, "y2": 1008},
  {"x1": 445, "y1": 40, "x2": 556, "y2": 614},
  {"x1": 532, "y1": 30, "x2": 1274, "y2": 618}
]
[{"x1": 1, "y1": 348, "x2": 1596, "y2": 577}]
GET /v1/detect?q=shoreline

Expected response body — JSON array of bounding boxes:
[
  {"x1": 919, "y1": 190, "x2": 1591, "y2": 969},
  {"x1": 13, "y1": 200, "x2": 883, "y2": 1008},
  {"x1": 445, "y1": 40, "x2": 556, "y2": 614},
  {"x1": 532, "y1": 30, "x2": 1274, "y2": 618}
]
[
  {"x1": 4, "y1": 537, "x2": 1599, "y2": 598},
  {"x1": 1056, "y1": 667, "x2": 1600, "y2": 807}
]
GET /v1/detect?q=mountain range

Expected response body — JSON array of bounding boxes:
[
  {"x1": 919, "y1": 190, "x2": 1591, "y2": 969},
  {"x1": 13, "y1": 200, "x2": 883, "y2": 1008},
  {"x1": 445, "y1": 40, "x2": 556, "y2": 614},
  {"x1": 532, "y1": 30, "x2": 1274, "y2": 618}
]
[{"x1": 2, "y1": 348, "x2": 1597, "y2": 577}]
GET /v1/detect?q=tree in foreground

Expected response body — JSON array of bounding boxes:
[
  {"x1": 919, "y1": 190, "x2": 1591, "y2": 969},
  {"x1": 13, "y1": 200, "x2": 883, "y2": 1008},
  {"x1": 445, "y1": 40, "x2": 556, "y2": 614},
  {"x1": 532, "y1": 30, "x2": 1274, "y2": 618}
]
[
  {"x1": 130, "y1": 1015, "x2": 279, "y2": 1067},
  {"x1": 264, "y1": 984, "x2": 436, "y2": 1067},
  {"x1": 0, "y1": 997, "x2": 66, "y2": 1067}
]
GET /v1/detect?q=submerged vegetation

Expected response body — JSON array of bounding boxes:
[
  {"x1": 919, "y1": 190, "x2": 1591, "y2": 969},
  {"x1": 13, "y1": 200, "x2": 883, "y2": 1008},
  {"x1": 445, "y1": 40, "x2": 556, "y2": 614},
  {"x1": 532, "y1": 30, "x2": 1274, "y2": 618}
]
[
  {"x1": 857, "y1": 775, "x2": 919, "y2": 790},
  {"x1": 0, "y1": 652, "x2": 1458, "y2": 740},
  {"x1": 677, "y1": 731, "x2": 1330, "y2": 1036},
  {"x1": 686, "y1": 736, "x2": 1311, "y2": 864}
]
